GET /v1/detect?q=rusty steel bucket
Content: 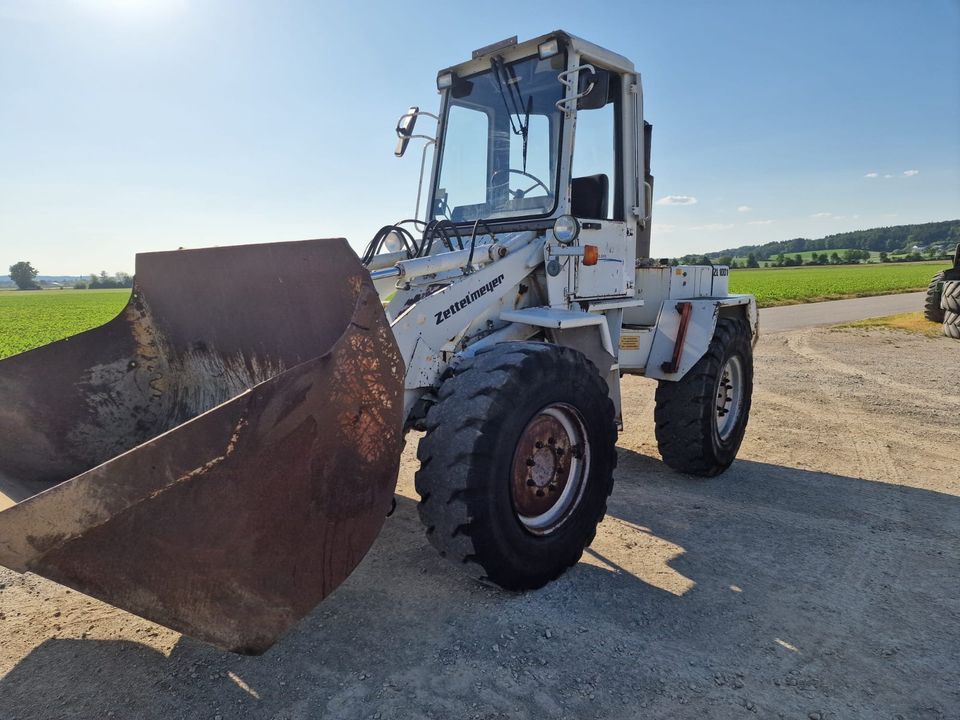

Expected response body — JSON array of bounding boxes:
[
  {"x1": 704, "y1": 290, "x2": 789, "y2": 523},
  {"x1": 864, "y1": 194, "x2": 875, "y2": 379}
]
[{"x1": 0, "y1": 239, "x2": 404, "y2": 654}]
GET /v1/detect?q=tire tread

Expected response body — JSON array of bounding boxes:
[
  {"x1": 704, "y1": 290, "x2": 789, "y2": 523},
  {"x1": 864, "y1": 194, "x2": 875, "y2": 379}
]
[{"x1": 415, "y1": 342, "x2": 617, "y2": 589}]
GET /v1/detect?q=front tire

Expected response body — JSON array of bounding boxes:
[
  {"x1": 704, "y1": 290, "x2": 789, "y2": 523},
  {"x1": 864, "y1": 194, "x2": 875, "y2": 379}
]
[
  {"x1": 941, "y1": 280, "x2": 960, "y2": 314},
  {"x1": 654, "y1": 316, "x2": 753, "y2": 477},
  {"x1": 415, "y1": 342, "x2": 617, "y2": 590}
]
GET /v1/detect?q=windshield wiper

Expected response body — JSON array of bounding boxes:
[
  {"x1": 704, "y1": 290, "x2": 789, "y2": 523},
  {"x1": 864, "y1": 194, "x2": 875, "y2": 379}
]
[{"x1": 490, "y1": 56, "x2": 531, "y2": 172}]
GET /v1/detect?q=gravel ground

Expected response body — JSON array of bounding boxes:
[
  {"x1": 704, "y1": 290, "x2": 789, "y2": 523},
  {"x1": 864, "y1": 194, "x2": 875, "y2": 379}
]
[{"x1": 1, "y1": 325, "x2": 958, "y2": 719}]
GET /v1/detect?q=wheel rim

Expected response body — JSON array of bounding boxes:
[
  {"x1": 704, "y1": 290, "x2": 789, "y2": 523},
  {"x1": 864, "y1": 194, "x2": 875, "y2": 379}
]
[
  {"x1": 510, "y1": 403, "x2": 591, "y2": 535},
  {"x1": 716, "y1": 355, "x2": 744, "y2": 441}
]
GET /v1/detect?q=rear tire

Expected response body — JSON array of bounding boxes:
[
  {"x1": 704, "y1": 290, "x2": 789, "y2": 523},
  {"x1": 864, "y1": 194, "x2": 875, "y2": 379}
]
[
  {"x1": 654, "y1": 317, "x2": 753, "y2": 477},
  {"x1": 415, "y1": 342, "x2": 617, "y2": 590},
  {"x1": 925, "y1": 272, "x2": 946, "y2": 323},
  {"x1": 944, "y1": 310, "x2": 960, "y2": 340},
  {"x1": 941, "y1": 280, "x2": 960, "y2": 314}
]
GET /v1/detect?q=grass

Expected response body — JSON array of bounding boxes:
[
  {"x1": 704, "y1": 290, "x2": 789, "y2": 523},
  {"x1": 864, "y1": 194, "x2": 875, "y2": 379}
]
[
  {"x1": 728, "y1": 261, "x2": 944, "y2": 308},
  {"x1": 835, "y1": 311, "x2": 944, "y2": 338},
  {"x1": 0, "y1": 288, "x2": 130, "y2": 360}
]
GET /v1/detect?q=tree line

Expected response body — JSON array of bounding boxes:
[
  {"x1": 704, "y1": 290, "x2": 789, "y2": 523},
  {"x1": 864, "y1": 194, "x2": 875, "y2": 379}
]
[
  {"x1": 704, "y1": 219, "x2": 960, "y2": 262},
  {"x1": 74, "y1": 271, "x2": 133, "y2": 289},
  {"x1": 7, "y1": 261, "x2": 132, "y2": 290}
]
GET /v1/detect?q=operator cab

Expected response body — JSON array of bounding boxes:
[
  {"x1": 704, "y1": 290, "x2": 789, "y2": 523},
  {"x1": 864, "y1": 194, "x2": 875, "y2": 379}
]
[
  {"x1": 388, "y1": 31, "x2": 653, "y2": 303},
  {"x1": 427, "y1": 33, "x2": 639, "y2": 234}
]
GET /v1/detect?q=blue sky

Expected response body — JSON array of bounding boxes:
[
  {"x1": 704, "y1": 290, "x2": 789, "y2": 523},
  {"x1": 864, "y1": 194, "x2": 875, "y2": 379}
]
[{"x1": 1, "y1": 0, "x2": 958, "y2": 275}]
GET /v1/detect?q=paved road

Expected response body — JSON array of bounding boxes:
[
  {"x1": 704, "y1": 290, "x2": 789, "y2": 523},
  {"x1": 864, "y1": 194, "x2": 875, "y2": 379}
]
[{"x1": 759, "y1": 291, "x2": 925, "y2": 332}]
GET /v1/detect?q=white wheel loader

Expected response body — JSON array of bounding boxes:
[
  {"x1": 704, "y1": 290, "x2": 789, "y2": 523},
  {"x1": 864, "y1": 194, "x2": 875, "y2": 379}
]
[{"x1": 0, "y1": 31, "x2": 757, "y2": 654}]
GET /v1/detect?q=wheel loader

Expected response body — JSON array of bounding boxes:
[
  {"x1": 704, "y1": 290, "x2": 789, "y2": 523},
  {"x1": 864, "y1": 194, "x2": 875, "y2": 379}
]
[{"x1": 0, "y1": 31, "x2": 758, "y2": 655}]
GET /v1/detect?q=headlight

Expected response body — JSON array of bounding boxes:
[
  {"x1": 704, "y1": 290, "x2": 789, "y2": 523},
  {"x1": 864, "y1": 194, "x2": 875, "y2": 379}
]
[
  {"x1": 553, "y1": 215, "x2": 580, "y2": 245},
  {"x1": 383, "y1": 231, "x2": 404, "y2": 254},
  {"x1": 436, "y1": 73, "x2": 454, "y2": 91},
  {"x1": 538, "y1": 38, "x2": 560, "y2": 59}
]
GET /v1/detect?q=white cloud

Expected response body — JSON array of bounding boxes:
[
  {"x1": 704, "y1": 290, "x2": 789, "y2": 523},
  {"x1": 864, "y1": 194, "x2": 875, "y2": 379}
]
[
  {"x1": 883, "y1": 174, "x2": 893, "y2": 179},
  {"x1": 747, "y1": 219, "x2": 774, "y2": 225},
  {"x1": 903, "y1": 169, "x2": 919, "y2": 177},
  {"x1": 864, "y1": 172, "x2": 879, "y2": 178},
  {"x1": 656, "y1": 195, "x2": 698, "y2": 206},
  {"x1": 811, "y1": 212, "x2": 832, "y2": 218},
  {"x1": 689, "y1": 223, "x2": 734, "y2": 231},
  {"x1": 737, "y1": 205, "x2": 752, "y2": 213}
]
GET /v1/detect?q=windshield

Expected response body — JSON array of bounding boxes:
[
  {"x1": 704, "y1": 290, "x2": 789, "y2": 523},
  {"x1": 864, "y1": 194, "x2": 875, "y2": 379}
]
[{"x1": 432, "y1": 53, "x2": 566, "y2": 224}]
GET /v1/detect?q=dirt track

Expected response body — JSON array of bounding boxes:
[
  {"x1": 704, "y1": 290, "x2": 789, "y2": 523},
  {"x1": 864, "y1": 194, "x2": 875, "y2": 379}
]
[{"x1": 1, "y1": 325, "x2": 958, "y2": 719}]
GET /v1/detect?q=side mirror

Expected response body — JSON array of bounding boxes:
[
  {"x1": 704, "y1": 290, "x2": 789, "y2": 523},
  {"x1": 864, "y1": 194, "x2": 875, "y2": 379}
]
[
  {"x1": 394, "y1": 106, "x2": 419, "y2": 158},
  {"x1": 577, "y1": 69, "x2": 610, "y2": 110}
]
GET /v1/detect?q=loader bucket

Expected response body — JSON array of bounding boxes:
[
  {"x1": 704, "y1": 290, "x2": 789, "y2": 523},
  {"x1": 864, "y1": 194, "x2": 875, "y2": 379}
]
[{"x1": 0, "y1": 239, "x2": 404, "y2": 654}]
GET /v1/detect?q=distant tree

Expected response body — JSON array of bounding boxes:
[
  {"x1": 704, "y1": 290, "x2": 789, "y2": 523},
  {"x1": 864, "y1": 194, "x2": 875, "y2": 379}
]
[
  {"x1": 794, "y1": 254, "x2": 803, "y2": 266},
  {"x1": 717, "y1": 255, "x2": 733, "y2": 267},
  {"x1": 829, "y1": 252, "x2": 841, "y2": 264},
  {"x1": 73, "y1": 280, "x2": 88, "y2": 289},
  {"x1": 9, "y1": 261, "x2": 40, "y2": 290},
  {"x1": 879, "y1": 251, "x2": 889, "y2": 262},
  {"x1": 746, "y1": 253, "x2": 760, "y2": 268},
  {"x1": 87, "y1": 271, "x2": 133, "y2": 289}
]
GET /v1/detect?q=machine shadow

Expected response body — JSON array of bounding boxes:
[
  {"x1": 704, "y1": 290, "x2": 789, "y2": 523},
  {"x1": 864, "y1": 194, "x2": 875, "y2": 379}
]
[{"x1": 1, "y1": 451, "x2": 957, "y2": 718}]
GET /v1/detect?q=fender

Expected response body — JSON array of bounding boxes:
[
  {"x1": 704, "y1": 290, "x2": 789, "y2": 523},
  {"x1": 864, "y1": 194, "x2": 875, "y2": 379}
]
[{"x1": 644, "y1": 295, "x2": 755, "y2": 381}]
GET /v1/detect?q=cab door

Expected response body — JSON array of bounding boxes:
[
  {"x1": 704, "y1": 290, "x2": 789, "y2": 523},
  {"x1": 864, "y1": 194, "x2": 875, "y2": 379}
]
[{"x1": 570, "y1": 70, "x2": 634, "y2": 299}]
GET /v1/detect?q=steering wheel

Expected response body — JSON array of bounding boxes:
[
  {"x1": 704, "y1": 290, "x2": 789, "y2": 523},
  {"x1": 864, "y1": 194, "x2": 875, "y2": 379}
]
[{"x1": 491, "y1": 168, "x2": 550, "y2": 200}]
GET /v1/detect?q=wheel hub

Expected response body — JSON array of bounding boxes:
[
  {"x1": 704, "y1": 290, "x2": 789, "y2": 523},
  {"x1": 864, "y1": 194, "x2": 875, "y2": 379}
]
[
  {"x1": 716, "y1": 356, "x2": 744, "y2": 441},
  {"x1": 510, "y1": 404, "x2": 589, "y2": 534}
]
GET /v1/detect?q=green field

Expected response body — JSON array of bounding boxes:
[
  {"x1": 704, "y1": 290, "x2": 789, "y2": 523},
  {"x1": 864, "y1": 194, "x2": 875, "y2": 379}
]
[
  {"x1": 728, "y1": 261, "x2": 943, "y2": 307},
  {"x1": 0, "y1": 288, "x2": 130, "y2": 360}
]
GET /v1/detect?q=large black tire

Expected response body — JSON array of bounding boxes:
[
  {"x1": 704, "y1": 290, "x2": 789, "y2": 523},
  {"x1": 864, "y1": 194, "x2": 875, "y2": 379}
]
[
  {"x1": 415, "y1": 342, "x2": 617, "y2": 590},
  {"x1": 944, "y1": 310, "x2": 960, "y2": 340},
  {"x1": 926, "y1": 270, "x2": 960, "y2": 322},
  {"x1": 941, "y1": 280, "x2": 960, "y2": 314},
  {"x1": 654, "y1": 316, "x2": 753, "y2": 477},
  {"x1": 925, "y1": 271, "x2": 946, "y2": 323}
]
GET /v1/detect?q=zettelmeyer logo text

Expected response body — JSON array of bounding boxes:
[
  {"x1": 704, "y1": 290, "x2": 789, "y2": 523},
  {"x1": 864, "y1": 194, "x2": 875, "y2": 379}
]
[{"x1": 434, "y1": 274, "x2": 505, "y2": 325}]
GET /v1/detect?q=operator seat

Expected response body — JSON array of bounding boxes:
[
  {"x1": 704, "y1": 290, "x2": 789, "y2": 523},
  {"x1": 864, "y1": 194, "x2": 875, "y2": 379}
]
[{"x1": 571, "y1": 174, "x2": 609, "y2": 219}]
